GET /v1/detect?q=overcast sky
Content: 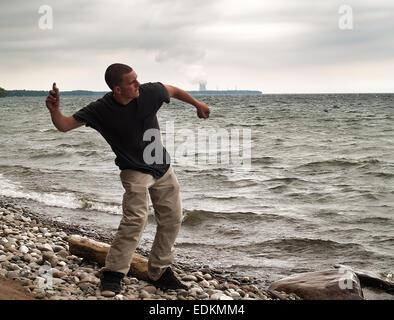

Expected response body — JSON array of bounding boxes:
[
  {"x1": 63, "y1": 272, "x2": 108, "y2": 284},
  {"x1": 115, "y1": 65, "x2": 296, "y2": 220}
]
[{"x1": 1, "y1": 0, "x2": 393, "y2": 93}]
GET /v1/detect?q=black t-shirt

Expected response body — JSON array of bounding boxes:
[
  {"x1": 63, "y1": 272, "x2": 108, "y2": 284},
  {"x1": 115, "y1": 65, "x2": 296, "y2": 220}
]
[{"x1": 72, "y1": 82, "x2": 171, "y2": 178}]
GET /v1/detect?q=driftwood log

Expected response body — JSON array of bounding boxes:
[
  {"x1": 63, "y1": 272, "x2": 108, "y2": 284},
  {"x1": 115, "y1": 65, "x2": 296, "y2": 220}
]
[{"x1": 68, "y1": 235, "x2": 149, "y2": 280}]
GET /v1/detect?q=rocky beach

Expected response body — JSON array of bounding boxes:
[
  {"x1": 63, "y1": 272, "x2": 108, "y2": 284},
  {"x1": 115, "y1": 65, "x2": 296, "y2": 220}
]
[{"x1": 0, "y1": 198, "x2": 299, "y2": 301}]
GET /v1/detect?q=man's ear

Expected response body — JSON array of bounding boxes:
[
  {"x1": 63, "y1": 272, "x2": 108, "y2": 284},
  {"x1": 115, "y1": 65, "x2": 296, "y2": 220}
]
[{"x1": 113, "y1": 86, "x2": 121, "y2": 95}]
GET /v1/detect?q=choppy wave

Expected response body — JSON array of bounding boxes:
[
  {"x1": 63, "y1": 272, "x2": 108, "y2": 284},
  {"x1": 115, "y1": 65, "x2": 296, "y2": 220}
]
[
  {"x1": 28, "y1": 149, "x2": 101, "y2": 159},
  {"x1": 364, "y1": 171, "x2": 394, "y2": 179},
  {"x1": 263, "y1": 177, "x2": 312, "y2": 184},
  {"x1": 356, "y1": 217, "x2": 393, "y2": 224},
  {"x1": 0, "y1": 174, "x2": 122, "y2": 215},
  {"x1": 296, "y1": 159, "x2": 362, "y2": 169},
  {"x1": 176, "y1": 236, "x2": 374, "y2": 260},
  {"x1": 241, "y1": 238, "x2": 367, "y2": 255},
  {"x1": 251, "y1": 157, "x2": 277, "y2": 165},
  {"x1": 181, "y1": 209, "x2": 303, "y2": 226}
]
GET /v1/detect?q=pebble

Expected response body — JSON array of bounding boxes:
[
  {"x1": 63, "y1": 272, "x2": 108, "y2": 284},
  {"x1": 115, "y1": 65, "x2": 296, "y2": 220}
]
[
  {"x1": 37, "y1": 244, "x2": 53, "y2": 252},
  {"x1": 52, "y1": 278, "x2": 66, "y2": 286},
  {"x1": 203, "y1": 273, "x2": 212, "y2": 280},
  {"x1": 200, "y1": 280, "x2": 210, "y2": 288},
  {"x1": 6, "y1": 271, "x2": 19, "y2": 279},
  {"x1": 177, "y1": 290, "x2": 188, "y2": 298},
  {"x1": 197, "y1": 292, "x2": 209, "y2": 299},
  {"x1": 210, "y1": 292, "x2": 233, "y2": 300},
  {"x1": 20, "y1": 245, "x2": 29, "y2": 254},
  {"x1": 3, "y1": 229, "x2": 14, "y2": 236},
  {"x1": 57, "y1": 261, "x2": 67, "y2": 267},
  {"x1": 139, "y1": 290, "x2": 151, "y2": 299},
  {"x1": 52, "y1": 270, "x2": 67, "y2": 278},
  {"x1": 53, "y1": 246, "x2": 65, "y2": 253},
  {"x1": 189, "y1": 287, "x2": 203, "y2": 296},
  {"x1": 41, "y1": 252, "x2": 58, "y2": 268},
  {"x1": 143, "y1": 285, "x2": 157, "y2": 294},
  {"x1": 78, "y1": 282, "x2": 93, "y2": 291},
  {"x1": 228, "y1": 289, "x2": 241, "y2": 299},
  {"x1": 182, "y1": 275, "x2": 198, "y2": 282}
]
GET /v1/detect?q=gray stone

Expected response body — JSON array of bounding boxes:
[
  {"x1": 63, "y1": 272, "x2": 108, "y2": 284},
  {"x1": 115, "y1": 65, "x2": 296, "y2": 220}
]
[
  {"x1": 56, "y1": 250, "x2": 69, "y2": 259},
  {"x1": 52, "y1": 278, "x2": 66, "y2": 286},
  {"x1": 19, "y1": 245, "x2": 29, "y2": 254},
  {"x1": 200, "y1": 280, "x2": 210, "y2": 288},
  {"x1": 189, "y1": 287, "x2": 203, "y2": 296},
  {"x1": 231, "y1": 279, "x2": 241, "y2": 286},
  {"x1": 33, "y1": 289, "x2": 46, "y2": 299},
  {"x1": 52, "y1": 269, "x2": 67, "y2": 278},
  {"x1": 42, "y1": 252, "x2": 58, "y2": 268},
  {"x1": 6, "y1": 271, "x2": 19, "y2": 279},
  {"x1": 53, "y1": 245, "x2": 65, "y2": 253},
  {"x1": 50, "y1": 295, "x2": 69, "y2": 300},
  {"x1": 228, "y1": 289, "x2": 241, "y2": 299},
  {"x1": 268, "y1": 269, "x2": 364, "y2": 300},
  {"x1": 177, "y1": 290, "x2": 188, "y2": 298},
  {"x1": 203, "y1": 273, "x2": 212, "y2": 280},
  {"x1": 22, "y1": 254, "x2": 33, "y2": 263},
  {"x1": 197, "y1": 292, "x2": 209, "y2": 299},
  {"x1": 37, "y1": 244, "x2": 53, "y2": 252},
  {"x1": 210, "y1": 292, "x2": 233, "y2": 300},
  {"x1": 139, "y1": 290, "x2": 151, "y2": 299},
  {"x1": 182, "y1": 275, "x2": 198, "y2": 282},
  {"x1": 143, "y1": 285, "x2": 157, "y2": 294},
  {"x1": 8, "y1": 263, "x2": 21, "y2": 271},
  {"x1": 3, "y1": 229, "x2": 15, "y2": 236},
  {"x1": 78, "y1": 282, "x2": 94, "y2": 291},
  {"x1": 80, "y1": 275, "x2": 100, "y2": 285}
]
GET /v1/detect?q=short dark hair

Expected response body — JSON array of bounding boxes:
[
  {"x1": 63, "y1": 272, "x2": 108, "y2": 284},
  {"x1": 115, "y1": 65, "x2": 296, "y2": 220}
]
[{"x1": 105, "y1": 63, "x2": 133, "y2": 90}]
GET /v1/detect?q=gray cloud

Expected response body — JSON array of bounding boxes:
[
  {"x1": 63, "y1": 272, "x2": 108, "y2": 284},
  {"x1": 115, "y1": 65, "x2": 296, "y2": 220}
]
[{"x1": 1, "y1": 0, "x2": 393, "y2": 92}]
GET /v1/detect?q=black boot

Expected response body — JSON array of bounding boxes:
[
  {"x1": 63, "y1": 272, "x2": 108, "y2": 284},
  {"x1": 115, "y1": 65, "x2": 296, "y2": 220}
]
[
  {"x1": 148, "y1": 267, "x2": 188, "y2": 290},
  {"x1": 99, "y1": 271, "x2": 124, "y2": 297}
]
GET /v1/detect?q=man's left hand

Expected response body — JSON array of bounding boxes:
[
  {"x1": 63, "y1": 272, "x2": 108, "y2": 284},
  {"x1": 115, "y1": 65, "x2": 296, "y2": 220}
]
[{"x1": 195, "y1": 101, "x2": 210, "y2": 119}]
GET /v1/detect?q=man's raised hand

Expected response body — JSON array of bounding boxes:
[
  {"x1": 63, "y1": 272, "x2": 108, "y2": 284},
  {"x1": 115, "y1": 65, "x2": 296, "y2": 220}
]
[{"x1": 46, "y1": 82, "x2": 60, "y2": 113}]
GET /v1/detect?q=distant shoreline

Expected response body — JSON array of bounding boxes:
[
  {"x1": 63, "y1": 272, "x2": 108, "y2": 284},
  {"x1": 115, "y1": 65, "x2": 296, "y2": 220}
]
[
  {"x1": 3, "y1": 90, "x2": 394, "y2": 97},
  {"x1": 1, "y1": 89, "x2": 262, "y2": 97}
]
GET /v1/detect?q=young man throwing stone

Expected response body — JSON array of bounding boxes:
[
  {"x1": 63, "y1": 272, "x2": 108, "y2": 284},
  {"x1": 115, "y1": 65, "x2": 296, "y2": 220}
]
[{"x1": 45, "y1": 63, "x2": 210, "y2": 296}]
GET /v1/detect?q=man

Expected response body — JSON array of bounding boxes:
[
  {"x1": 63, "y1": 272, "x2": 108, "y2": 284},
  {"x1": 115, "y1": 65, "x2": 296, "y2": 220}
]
[{"x1": 45, "y1": 63, "x2": 210, "y2": 297}]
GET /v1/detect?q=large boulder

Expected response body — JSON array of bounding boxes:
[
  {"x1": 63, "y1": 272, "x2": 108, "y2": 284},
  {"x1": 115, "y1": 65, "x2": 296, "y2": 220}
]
[{"x1": 268, "y1": 269, "x2": 364, "y2": 300}]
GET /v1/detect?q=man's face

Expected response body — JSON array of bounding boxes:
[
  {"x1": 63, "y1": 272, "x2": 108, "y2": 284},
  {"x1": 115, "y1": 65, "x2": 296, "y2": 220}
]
[{"x1": 117, "y1": 70, "x2": 140, "y2": 100}]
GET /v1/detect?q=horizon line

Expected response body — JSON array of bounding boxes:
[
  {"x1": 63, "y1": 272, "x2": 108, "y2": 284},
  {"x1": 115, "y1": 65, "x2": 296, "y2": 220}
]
[{"x1": 2, "y1": 88, "x2": 394, "y2": 95}]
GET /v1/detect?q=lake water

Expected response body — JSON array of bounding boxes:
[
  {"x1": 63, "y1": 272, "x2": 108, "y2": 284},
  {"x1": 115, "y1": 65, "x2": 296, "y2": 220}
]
[{"x1": 0, "y1": 93, "x2": 393, "y2": 295}]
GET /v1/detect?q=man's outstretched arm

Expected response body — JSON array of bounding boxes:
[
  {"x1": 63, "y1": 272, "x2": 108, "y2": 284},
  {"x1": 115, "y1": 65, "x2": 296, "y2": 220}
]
[
  {"x1": 165, "y1": 84, "x2": 210, "y2": 119},
  {"x1": 45, "y1": 83, "x2": 84, "y2": 132}
]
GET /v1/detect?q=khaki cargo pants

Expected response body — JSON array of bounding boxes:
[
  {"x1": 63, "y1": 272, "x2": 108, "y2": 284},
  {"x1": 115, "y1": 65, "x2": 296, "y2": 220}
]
[{"x1": 104, "y1": 166, "x2": 183, "y2": 281}]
